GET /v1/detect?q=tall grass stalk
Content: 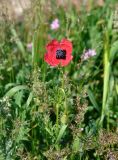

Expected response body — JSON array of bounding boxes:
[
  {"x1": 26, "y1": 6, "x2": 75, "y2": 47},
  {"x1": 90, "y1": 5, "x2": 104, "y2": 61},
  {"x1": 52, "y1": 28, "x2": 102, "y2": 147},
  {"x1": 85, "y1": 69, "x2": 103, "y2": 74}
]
[
  {"x1": 32, "y1": 31, "x2": 40, "y2": 68},
  {"x1": 100, "y1": 31, "x2": 110, "y2": 128}
]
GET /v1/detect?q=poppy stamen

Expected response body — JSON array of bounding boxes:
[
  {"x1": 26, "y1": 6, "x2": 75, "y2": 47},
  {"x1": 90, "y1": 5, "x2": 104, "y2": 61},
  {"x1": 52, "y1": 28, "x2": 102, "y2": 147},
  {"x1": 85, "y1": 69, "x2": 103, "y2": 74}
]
[{"x1": 56, "y1": 49, "x2": 66, "y2": 59}]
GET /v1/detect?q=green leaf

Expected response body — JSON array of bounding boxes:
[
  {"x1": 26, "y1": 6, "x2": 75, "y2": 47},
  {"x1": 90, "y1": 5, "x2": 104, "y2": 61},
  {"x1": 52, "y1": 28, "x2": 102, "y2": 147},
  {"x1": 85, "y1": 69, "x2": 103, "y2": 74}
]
[
  {"x1": 4, "y1": 85, "x2": 29, "y2": 98},
  {"x1": 26, "y1": 92, "x2": 33, "y2": 107},
  {"x1": 14, "y1": 91, "x2": 24, "y2": 107},
  {"x1": 87, "y1": 88, "x2": 99, "y2": 112},
  {"x1": 110, "y1": 40, "x2": 118, "y2": 62},
  {"x1": 107, "y1": 11, "x2": 113, "y2": 33},
  {"x1": 5, "y1": 83, "x2": 16, "y2": 91},
  {"x1": 10, "y1": 26, "x2": 26, "y2": 59},
  {"x1": 72, "y1": 137, "x2": 80, "y2": 152},
  {"x1": 116, "y1": 84, "x2": 118, "y2": 95},
  {"x1": 56, "y1": 124, "x2": 67, "y2": 143}
]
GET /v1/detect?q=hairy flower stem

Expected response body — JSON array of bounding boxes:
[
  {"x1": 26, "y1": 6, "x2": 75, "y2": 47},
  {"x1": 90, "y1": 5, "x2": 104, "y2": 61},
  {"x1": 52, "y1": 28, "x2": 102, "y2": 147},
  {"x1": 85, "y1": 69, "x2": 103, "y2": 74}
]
[
  {"x1": 56, "y1": 104, "x2": 59, "y2": 128},
  {"x1": 100, "y1": 31, "x2": 110, "y2": 128},
  {"x1": 62, "y1": 69, "x2": 68, "y2": 123}
]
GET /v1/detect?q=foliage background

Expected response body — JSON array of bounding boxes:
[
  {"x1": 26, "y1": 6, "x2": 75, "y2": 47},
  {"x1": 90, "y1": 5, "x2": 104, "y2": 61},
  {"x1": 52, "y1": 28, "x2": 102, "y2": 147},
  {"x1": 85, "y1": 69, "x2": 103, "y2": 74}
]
[{"x1": 0, "y1": 0, "x2": 118, "y2": 159}]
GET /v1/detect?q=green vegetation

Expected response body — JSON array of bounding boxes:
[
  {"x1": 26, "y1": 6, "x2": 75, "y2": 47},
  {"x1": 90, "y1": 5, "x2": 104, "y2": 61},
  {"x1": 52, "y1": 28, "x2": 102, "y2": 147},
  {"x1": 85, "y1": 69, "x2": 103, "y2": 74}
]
[{"x1": 0, "y1": 0, "x2": 118, "y2": 159}]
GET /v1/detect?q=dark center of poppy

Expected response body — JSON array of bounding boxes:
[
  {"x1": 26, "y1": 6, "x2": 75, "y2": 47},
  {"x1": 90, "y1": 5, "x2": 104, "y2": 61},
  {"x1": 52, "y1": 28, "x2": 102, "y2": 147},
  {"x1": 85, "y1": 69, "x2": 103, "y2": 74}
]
[{"x1": 56, "y1": 49, "x2": 66, "y2": 59}]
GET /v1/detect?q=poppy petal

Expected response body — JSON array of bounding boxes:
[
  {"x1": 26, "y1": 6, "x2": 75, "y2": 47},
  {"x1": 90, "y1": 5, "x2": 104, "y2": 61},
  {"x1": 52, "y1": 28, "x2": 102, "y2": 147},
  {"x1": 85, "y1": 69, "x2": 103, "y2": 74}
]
[
  {"x1": 44, "y1": 53, "x2": 53, "y2": 66},
  {"x1": 60, "y1": 39, "x2": 72, "y2": 55},
  {"x1": 44, "y1": 39, "x2": 73, "y2": 67},
  {"x1": 61, "y1": 55, "x2": 73, "y2": 66},
  {"x1": 45, "y1": 45, "x2": 60, "y2": 66},
  {"x1": 46, "y1": 39, "x2": 59, "y2": 52},
  {"x1": 60, "y1": 39, "x2": 72, "y2": 49}
]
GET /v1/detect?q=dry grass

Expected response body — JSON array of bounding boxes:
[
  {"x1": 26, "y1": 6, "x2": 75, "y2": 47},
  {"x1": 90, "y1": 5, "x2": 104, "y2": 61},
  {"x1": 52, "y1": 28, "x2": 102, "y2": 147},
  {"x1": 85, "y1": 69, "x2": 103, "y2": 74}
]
[{"x1": 0, "y1": 0, "x2": 104, "y2": 22}]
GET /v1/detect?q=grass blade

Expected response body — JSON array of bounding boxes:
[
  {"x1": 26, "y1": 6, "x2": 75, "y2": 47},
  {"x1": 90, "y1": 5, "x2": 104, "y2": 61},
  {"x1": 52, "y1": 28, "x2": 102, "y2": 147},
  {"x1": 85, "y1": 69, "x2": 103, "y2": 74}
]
[
  {"x1": 4, "y1": 85, "x2": 29, "y2": 98},
  {"x1": 56, "y1": 124, "x2": 67, "y2": 143},
  {"x1": 87, "y1": 88, "x2": 99, "y2": 112}
]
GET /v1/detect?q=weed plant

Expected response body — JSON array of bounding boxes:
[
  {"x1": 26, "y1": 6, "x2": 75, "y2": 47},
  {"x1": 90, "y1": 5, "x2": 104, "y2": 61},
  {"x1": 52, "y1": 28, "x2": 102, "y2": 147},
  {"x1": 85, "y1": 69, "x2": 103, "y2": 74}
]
[{"x1": 0, "y1": 0, "x2": 118, "y2": 159}]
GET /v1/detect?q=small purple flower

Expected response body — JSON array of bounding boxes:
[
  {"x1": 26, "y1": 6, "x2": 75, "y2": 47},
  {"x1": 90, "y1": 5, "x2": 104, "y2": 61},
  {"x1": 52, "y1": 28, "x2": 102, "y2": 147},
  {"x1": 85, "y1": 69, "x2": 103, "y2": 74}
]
[
  {"x1": 50, "y1": 18, "x2": 60, "y2": 30},
  {"x1": 27, "y1": 43, "x2": 32, "y2": 51},
  {"x1": 81, "y1": 49, "x2": 96, "y2": 60}
]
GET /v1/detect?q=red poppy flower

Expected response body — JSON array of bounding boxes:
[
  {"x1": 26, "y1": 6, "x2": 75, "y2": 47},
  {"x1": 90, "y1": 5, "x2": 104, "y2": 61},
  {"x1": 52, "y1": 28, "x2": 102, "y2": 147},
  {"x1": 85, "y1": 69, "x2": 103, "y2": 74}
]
[{"x1": 44, "y1": 39, "x2": 73, "y2": 67}]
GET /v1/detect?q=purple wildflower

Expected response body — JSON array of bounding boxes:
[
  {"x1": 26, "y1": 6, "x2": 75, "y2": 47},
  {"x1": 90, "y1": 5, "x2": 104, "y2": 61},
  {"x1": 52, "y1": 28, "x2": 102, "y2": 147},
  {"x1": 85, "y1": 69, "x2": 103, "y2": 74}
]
[
  {"x1": 27, "y1": 43, "x2": 32, "y2": 51},
  {"x1": 81, "y1": 49, "x2": 96, "y2": 60},
  {"x1": 50, "y1": 18, "x2": 60, "y2": 30}
]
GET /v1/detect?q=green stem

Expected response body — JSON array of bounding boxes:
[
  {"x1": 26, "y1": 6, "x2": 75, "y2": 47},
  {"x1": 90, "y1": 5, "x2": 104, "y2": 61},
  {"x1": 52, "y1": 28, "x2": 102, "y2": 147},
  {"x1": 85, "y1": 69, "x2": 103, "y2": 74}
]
[
  {"x1": 62, "y1": 69, "x2": 68, "y2": 123},
  {"x1": 56, "y1": 104, "x2": 59, "y2": 128},
  {"x1": 100, "y1": 31, "x2": 110, "y2": 127}
]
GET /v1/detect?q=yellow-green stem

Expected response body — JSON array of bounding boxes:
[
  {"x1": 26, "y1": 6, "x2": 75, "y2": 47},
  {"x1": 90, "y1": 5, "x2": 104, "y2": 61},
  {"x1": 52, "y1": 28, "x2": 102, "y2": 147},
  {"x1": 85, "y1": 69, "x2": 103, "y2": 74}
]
[{"x1": 100, "y1": 32, "x2": 110, "y2": 127}]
